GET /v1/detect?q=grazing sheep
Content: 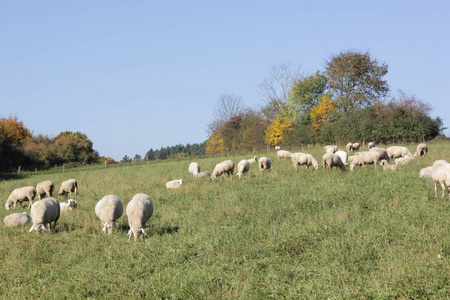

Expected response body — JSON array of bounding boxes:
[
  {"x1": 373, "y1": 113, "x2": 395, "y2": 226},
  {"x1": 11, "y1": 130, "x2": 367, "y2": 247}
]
[
  {"x1": 386, "y1": 146, "x2": 413, "y2": 159},
  {"x1": 188, "y1": 162, "x2": 200, "y2": 177},
  {"x1": 95, "y1": 195, "x2": 123, "y2": 234},
  {"x1": 246, "y1": 156, "x2": 258, "y2": 164},
  {"x1": 258, "y1": 157, "x2": 272, "y2": 171},
  {"x1": 369, "y1": 147, "x2": 389, "y2": 161},
  {"x1": 349, "y1": 151, "x2": 383, "y2": 171},
  {"x1": 126, "y1": 193, "x2": 154, "y2": 241},
  {"x1": 194, "y1": 171, "x2": 210, "y2": 178},
  {"x1": 4, "y1": 186, "x2": 36, "y2": 210},
  {"x1": 324, "y1": 145, "x2": 338, "y2": 153},
  {"x1": 414, "y1": 143, "x2": 428, "y2": 157},
  {"x1": 60, "y1": 199, "x2": 77, "y2": 212},
  {"x1": 291, "y1": 152, "x2": 319, "y2": 170},
  {"x1": 419, "y1": 166, "x2": 433, "y2": 179},
  {"x1": 346, "y1": 142, "x2": 354, "y2": 152},
  {"x1": 236, "y1": 159, "x2": 250, "y2": 179},
  {"x1": 29, "y1": 198, "x2": 60, "y2": 233},
  {"x1": 335, "y1": 150, "x2": 348, "y2": 166},
  {"x1": 322, "y1": 153, "x2": 345, "y2": 171},
  {"x1": 394, "y1": 154, "x2": 414, "y2": 165},
  {"x1": 166, "y1": 179, "x2": 183, "y2": 189},
  {"x1": 380, "y1": 159, "x2": 398, "y2": 172},
  {"x1": 211, "y1": 160, "x2": 235, "y2": 180},
  {"x1": 58, "y1": 179, "x2": 78, "y2": 197},
  {"x1": 368, "y1": 142, "x2": 376, "y2": 149},
  {"x1": 3, "y1": 212, "x2": 31, "y2": 227},
  {"x1": 352, "y1": 142, "x2": 360, "y2": 151},
  {"x1": 431, "y1": 160, "x2": 450, "y2": 198},
  {"x1": 277, "y1": 150, "x2": 292, "y2": 159},
  {"x1": 36, "y1": 180, "x2": 54, "y2": 200}
]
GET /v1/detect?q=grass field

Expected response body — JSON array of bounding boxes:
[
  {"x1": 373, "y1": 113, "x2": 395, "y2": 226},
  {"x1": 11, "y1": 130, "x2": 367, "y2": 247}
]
[{"x1": 1, "y1": 140, "x2": 449, "y2": 299}]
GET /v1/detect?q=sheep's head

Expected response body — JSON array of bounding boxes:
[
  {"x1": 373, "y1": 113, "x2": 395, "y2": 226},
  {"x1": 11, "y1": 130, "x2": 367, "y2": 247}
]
[
  {"x1": 5, "y1": 202, "x2": 10, "y2": 210},
  {"x1": 67, "y1": 199, "x2": 77, "y2": 208}
]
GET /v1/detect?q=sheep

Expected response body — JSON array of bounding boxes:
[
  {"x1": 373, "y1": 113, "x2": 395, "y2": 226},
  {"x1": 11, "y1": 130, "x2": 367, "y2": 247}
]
[
  {"x1": 386, "y1": 146, "x2": 413, "y2": 159},
  {"x1": 258, "y1": 157, "x2": 272, "y2": 171},
  {"x1": 4, "y1": 186, "x2": 36, "y2": 210},
  {"x1": 335, "y1": 150, "x2": 348, "y2": 166},
  {"x1": 58, "y1": 179, "x2": 78, "y2": 197},
  {"x1": 369, "y1": 147, "x2": 390, "y2": 161},
  {"x1": 236, "y1": 159, "x2": 250, "y2": 179},
  {"x1": 419, "y1": 166, "x2": 433, "y2": 179},
  {"x1": 211, "y1": 160, "x2": 234, "y2": 180},
  {"x1": 352, "y1": 142, "x2": 360, "y2": 151},
  {"x1": 322, "y1": 153, "x2": 345, "y2": 171},
  {"x1": 380, "y1": 159, "x2": 398, "y2": 172},
  {"x1": 291, "y1": 152, "x2": 319, "y2": 170},
  {"x1": 431, "y1": 160, "x2": 450, "y2": 198},
  {"x1": 324, "y1": 145, "x2": 338, "y2": 153},
  {"x1": 29, "y1": 197, "x2": 60, "y2": 233},
  {"x1": 368, "y1": 142, "x2": 376, "y2": 149},
  {"x1": 414, "y1": 143, "x2": 428, "y2": 157},
  {"x1": 3, "y1": 212, "x2": 31, "y2": 227},
  {"x1": 188, "y1": 162, "x2": 200, "y2": 177},
  {"x1": 194, "y1": 171, "x2": 210, "y2": 178},
  {"x1": 277, "y1": 150, "x2": 292, "y2": 159},
  {"x1": 94, "y1": 195, "x2": 123, "y2": 234},
  {"x1": 394, "y1": 154, "x2": 414, "y2": 165},
  {"x1": 349, "y1": 151, "x2": 383, "y2": 171},
  {"x1": 166, "y1": 179, "x2": 183, "y2": 189},
  {"x1": 346, "y1": 142, "x2": 354, "y2": 152},
  {"x1": 36, "y1": 180, "x2": 54, "y2": 200},
  {"x1": 60, "y1": 199, "x2": 77, "y2": 212},
  {"x1": 246, "y1": 156, "x2": 258, "y2": 164},
  {"x1": 126, "y1": 193, "x2": 154, "y2": 241}
]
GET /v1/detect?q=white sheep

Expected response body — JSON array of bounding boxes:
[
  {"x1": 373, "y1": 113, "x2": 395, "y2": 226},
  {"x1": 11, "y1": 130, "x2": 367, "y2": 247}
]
[
  {"x1": 4, "y1": 186, "x2": 36, "y2": 210},
  {"x1": 324, "y1": 145, "x2": 338, "y2": 153},
  {"x1": 419, "y1": 166, "x2": 433, "y2": 179},
  {"x1": 188, "y1": 162, "x2": 200, "y2": 177},
  {"x1": 29, "y1": 197, "x2": 60, "y2": 233},
  {"x1": 352, "y1": 142, "x2": 360, "y2": 151},
  {"x1": 291, "y1": 152, "x2": 319, "y2": 170},
  {"x1": 335, "y1": 150, "x2": 348, "y2": 166},
  {"x1": 368, "y1": 142, "x2": 376, "y2": 149},
  {"x1": 414, "y1": 143, "x2": 428, "y2": 157},
  {"x1": 322, "y1": 153, "x2": 345, "y2": 171},
  {"x1": 246, "y1": 156, "x2": 258, "y2": 164},
  {"x1": 95, "y1": 195, "x2": 123, "y2": 234},
  {"x1": 126, "y1": 193, "x2": 154, "y2": 241},
  {"x1": 349, "y1": 151, "x2": 383, "y2": 171},
  {"x1": 379, "y1": 159, "x2": 398, "y2": 172},
  {"x1": 394, "y1": 154, "x2": 414, "y2": 165},
  {"x1": 236, "y1": 159, "x2": 250, "y2": 179},
  {"x1": 3, "y1": 212, "x2": 31, "y2": 227},
  {"x1": 277, "y1": 150, "x2": 292, "y2": 159},
  {"x1": 36, "y1": 180, "x2": 54, "y2": 200},
  {"x1": 60, "y1": 199, "x2": 77, "y2": 212},
  {"x1": 431, "y1": 160, "x2": 450, "y2": 198},
  {"x1": 386, "y1": 146, "x2": 413, "y2": 159},
  {"x1": 211, "y1": 160, "x2": 234, "y2": 180},
  {"x1": 166, "y1": 179, "x2": 183, "y2": 189},
  {"x1": 194, "y1": 171, "x2": 210, "y2": 178},
  {"x1": 258, "y1": 157, "x2": 272, "y2": 171},
  {"x1": 58, "y1": 179, "x2": 78, "y2": 197},
  {"x1": 346, "y1": 142, "x2": 353, "y2": 152},
  {"x1": 369, "y1": 147, "x2": 389, "y2": 161}
]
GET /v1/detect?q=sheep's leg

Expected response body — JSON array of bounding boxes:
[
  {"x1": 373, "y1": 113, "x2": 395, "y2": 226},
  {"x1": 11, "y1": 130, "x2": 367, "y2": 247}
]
[
  {"x1": 434, "y1": 182, "x2": 438, "y2": 198},
  {"x1": 442, "y1": 183, "x2": 446, "y2": 199}
]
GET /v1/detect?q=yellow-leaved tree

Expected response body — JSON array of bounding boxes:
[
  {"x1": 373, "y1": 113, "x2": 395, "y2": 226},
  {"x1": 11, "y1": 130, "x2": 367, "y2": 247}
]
[
  {"x1": 264, "y1": 115, "x2": 292, "y2": 146},
  {"x1": 205, "y1": 132, "x2": 225, "y2": 155},
  {"x1": 310, "y1": 96, "x2": 337, "y2": 135}
]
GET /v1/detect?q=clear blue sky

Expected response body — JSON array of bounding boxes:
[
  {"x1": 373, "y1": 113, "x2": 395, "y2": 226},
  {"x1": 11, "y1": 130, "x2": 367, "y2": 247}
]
[{"x1": 1, "y1": 1, "x2": 449, "y2": 160}]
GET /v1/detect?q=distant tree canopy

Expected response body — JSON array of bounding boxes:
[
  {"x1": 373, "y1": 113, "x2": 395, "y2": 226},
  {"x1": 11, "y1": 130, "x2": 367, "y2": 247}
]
[{"x1": 144, "y1": 142, "x2": 205, "y2": 161}]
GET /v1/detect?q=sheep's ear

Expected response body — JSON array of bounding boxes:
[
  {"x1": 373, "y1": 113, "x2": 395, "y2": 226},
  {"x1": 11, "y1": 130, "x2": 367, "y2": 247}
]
[
  {"x1": 29, "y1": 224, "x2": 35, "y2": 232},
  {"x1": 40, "y1": 224, "x2": 48, "y2": 232},
  {"x1": 140, "y1": 228, "x2": 147, "y2": 236}
]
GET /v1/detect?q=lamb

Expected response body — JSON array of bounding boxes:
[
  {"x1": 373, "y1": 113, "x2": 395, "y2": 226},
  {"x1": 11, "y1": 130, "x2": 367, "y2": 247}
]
[
  {"x1": 4, "y1": 186, "x2": 37, "y2": 210},
  {"x1": 166, "y1": 179, "x2": 183, "y2": 189},
  {"x1": 3, "y1": 212, "x2": 31, "y2": 227},
  {"x1": 58, "y1": 179, "x2": 78, "y2": 197},
  {"x1": 188, "y1": 162, "x2": 200, "y2": 177},
  {"x1": 368, "y1": 142, "x2": 376, "y2": 149},
  {"x1": 29, "y1": 197, "x2": 60, "y2": 233},
  {"x1": 349, "y1": 151, "x2": 383, "y2": 171},
  {"x1": 386, "y1": 146, "x2": 413, "y2": 159},
  {"x1": 431, "y1": 160, "x2": 450, "y2": 198},
  {"x1": 258, "y1": 157, "x2": 272, "y2": 171},
  {"x1": 380, "y1": 159, "x2": 398, "y2": 172},
  {"x1": 414, "y1": 143, "x2": 428, "y2": 157},
  {"x1": 291, "y1": 152, "x2": 319, "y2": 170},
  {"x1": 60, "y1": 199, "x2": 77, "y2": 212},
  {"x1": 126, "y1": 193, "x2": 154, "y2": 241},
  {"x1": 36, "y1": 180, "x2": 54, "y2": 200},
  {"x1": 94, "y1": 195, "x2": 123, "y2": 234},
  {"x1": 211, "y1": 160, "x2": 234, "y2": 180},
  {"x1": 277, "y1": 150, "x2": 292, "y2": 159},
  {"x1": 194, "y1": 171, "x2": 210, "y2": 178},
  {"x1": 346, "y1": 142, "x2": 354, "y2": 152},
  {"x1": 236, "y1": 159, "x2": 250, "y2": 179},
  {"x1": 369, "y1": 147, "x2": 389, "y2": 161},
  {"x1": 246, "y1": 156, "x2": 258, "y2": 164},
  {"x1": 322, "y1": 153, "x2": 345, "y2": 171},
  {"x1": 419, "y1": 166, "x2": 433, "y2": 179},
  {"x1": 335, "y1": 150, "x2": 348, "y2": 166},
  {"x1": 352, "y1": 142, "x2": 360, "y2": 151},
  {"x1": 324, "y1": 145, "x2": 338, "y2": 153},
  {"x1": 394, "y1": 154, "x2": 414, "y2": 165}
]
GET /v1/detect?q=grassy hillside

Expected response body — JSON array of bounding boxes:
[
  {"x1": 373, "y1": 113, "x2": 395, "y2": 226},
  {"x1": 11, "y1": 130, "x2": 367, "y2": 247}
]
[{"x1": 1, "y1": 141, "x2": 449, "y2": 298}]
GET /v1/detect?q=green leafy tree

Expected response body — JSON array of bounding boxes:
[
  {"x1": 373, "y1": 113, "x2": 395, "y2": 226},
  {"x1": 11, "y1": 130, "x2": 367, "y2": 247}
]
[{"x1": 289, "y1": 71, "x2": 329, "y2": 117}]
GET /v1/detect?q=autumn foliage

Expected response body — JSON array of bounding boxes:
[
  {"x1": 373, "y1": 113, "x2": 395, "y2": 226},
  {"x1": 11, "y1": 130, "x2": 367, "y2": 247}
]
[
  {"x1": 264, "y1": 115, "x2": 292, "y2": 146},
  {"x1": 310, "y1": 96, "x2": 337, "y2": 134}
]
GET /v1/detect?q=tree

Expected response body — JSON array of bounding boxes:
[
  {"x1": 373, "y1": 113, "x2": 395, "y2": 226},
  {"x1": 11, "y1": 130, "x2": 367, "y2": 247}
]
[
  {"x1": 289, "y1": 71, "x2": 329, "y2": 117},
  {"x1": 205, "y1": 132, "x2": 225, "y2": 154},
  {"x1": 0, "y1": 116, "x2": 32, "y2": 145},
  {"x1": 208, "y1": 94, "x2": 245, "y2": 134},
  {"x1": 264, "y1": 115, "x2": 292, "y2": 146},
  {"x1": 53, "y1": 131, "x2": 98, "y2": 164},
  {"x1": 325, "y1": 50, "x2": 389, "y2": 111},
  {"x1": 121, "y1": 155, "x2": 131, "y2": 163},
  {"x1": 310, "y1": 96, "x2": 337, "y2": 135}
]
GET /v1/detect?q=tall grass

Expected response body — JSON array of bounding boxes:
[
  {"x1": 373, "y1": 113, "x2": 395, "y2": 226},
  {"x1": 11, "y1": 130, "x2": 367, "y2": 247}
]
[{"x1": 1, "y1": 141, "x2": 449, "y2": 298}]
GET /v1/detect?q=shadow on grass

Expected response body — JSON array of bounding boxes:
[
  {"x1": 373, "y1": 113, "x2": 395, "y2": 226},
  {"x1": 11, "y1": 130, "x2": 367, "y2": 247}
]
[
  {"x1": 0, "y1": 172, "x2": 30, "y2": 180},
  {"x1": 115, "y1": 223, "x2": 179, "y2": 236}
]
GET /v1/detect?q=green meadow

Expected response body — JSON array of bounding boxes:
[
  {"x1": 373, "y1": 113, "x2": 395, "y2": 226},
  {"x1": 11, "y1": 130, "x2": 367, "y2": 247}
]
[{"x1": 1, "y1": 140, "x2": 449, "y2": 299}]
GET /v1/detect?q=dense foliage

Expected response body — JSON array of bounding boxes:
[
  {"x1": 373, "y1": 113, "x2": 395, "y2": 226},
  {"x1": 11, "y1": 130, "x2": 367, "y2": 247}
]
[{"x1": 144, "y1": 142, "x2": 205, "y2": 161}]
